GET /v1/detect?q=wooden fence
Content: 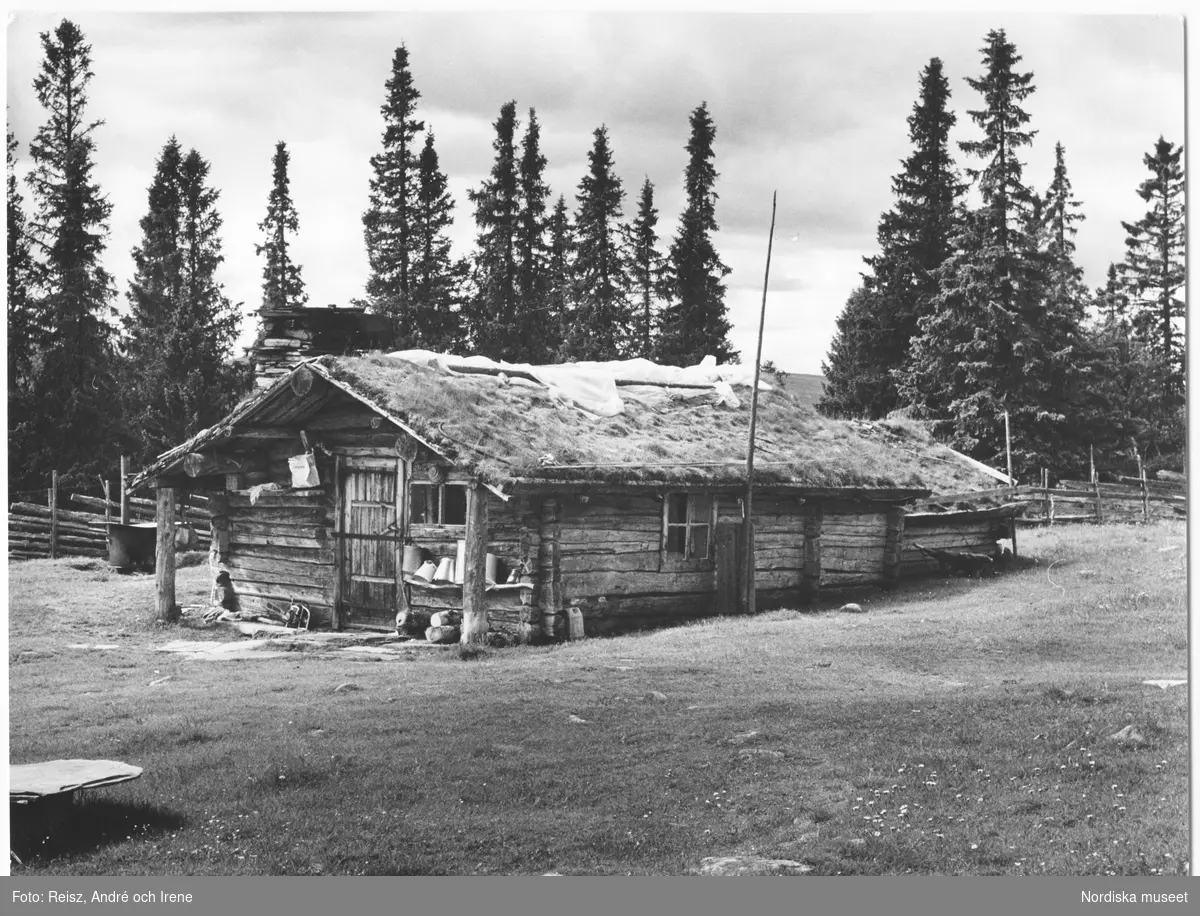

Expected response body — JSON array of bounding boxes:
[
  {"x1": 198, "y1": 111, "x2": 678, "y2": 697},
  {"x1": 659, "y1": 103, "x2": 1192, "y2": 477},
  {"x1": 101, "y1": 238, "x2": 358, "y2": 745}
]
[
  {"x1": 914, "y1": 478, "x2": 1185, "y2": 526},
  {"x1": 8, "y1": 470, "x2": 211, "y2": 562}
]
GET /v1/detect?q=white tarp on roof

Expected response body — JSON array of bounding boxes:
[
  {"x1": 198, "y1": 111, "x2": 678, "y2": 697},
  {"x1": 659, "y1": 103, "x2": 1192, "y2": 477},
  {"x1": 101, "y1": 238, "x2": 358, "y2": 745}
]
[{"x1": 387, "y1": 351, "x2": 771, "y2": 417}]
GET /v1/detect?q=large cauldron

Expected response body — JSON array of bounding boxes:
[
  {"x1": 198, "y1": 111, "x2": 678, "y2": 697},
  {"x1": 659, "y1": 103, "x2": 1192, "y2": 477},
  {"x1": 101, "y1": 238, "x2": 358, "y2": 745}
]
[{"x1": 107, "y1": 522, "x2": 157, "y2": 571}]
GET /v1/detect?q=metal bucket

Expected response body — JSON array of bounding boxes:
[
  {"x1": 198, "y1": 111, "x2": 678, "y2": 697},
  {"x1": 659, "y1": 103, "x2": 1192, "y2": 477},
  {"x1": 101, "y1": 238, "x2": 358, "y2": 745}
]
[{"x1": 107, "y1": 523, "x2": 157, "y2": 571}]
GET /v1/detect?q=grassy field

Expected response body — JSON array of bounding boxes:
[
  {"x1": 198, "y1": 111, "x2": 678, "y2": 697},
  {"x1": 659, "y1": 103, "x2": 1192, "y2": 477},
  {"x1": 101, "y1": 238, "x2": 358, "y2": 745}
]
[{"x1": 7, "y1": 521, "x2": 1189, "y2": 875}]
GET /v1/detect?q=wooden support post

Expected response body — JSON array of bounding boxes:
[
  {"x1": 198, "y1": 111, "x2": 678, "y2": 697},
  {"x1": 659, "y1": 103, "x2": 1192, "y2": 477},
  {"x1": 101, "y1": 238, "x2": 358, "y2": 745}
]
[
  {"x1": 48, "y1": 470, "x2": 59, "y2": 560},
  {"x1": 882, "y1": 505, "x2": 906, "y2": 587},
  {"x1": 156, "y1": 487, "x2": 179, "y2": 622},
  {"x1": 538, "y1": 497, "x2": 563, "y2": 641},
  {"x1": 800, "y1": 501, "x2": 822, "y2": 604},
  {"x1": 461, "y1": 481, "x2": 489, "y2": 645},
  {"x1": 1094, "y1": 477, "x2": 1104, "y2": 525},
  {"x1": 331, "y1": 456, "x2": 343, "y2": 631},
  {"x1": 120, "y1": 455, "x2": 131, "y2": 525},
  {"x1": 102, "y1": 479, "x2": 112, "y2": 527}
]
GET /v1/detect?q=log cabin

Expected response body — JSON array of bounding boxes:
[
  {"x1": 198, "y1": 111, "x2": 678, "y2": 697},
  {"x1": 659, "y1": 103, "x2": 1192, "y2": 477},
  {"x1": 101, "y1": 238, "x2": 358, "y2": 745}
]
[{"x1": 131, "y1": 351, "x2": 1021, "y2": 644}]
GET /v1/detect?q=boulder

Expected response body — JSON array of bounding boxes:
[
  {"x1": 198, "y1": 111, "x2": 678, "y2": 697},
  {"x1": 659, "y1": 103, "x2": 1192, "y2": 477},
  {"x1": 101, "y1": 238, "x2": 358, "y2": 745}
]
[{"x1": 696, "y1": 856, "x2": 812, "y2": 876}]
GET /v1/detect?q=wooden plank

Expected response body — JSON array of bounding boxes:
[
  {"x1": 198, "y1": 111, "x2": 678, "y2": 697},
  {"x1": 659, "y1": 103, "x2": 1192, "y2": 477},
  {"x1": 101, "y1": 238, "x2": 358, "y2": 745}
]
[{"x1": 562, "y1": 568, "x2": 716, "y2": 599}]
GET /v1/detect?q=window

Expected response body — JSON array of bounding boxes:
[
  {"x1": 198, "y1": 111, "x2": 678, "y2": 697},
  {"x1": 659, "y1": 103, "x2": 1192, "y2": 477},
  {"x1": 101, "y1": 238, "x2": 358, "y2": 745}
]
[
  {"x1": 410, "y1": 482, "x2": 468, "y2": 525},
  {"x1": 663, "y1": 492, "x2": 713, "y2": 560}
]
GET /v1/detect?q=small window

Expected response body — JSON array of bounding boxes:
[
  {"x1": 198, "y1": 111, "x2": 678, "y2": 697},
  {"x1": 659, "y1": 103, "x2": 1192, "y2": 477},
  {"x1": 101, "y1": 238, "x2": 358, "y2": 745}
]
[
  {"x1": 410, "y1": 482, "x2": 468, "y2": 526},
  {"x1": 663, "y1": 493, "x2": 713, "y2": 560}
]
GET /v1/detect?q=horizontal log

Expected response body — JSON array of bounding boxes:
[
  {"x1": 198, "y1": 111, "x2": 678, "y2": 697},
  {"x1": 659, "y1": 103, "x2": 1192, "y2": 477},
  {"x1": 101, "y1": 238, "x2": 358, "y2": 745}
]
[
  {"x1": 231, "y1": 580, "x2": 333, "y2": 607},
  {"x1": 563, "y1": 568, "x2": 715, "y2": 599},
  {"x1": 560, "y1": 552, "x2": 663, "y2": 575},
  {"x1": 228, "y1": 543, "x2": 335, "y2": 565},
  {"x1": 223, "y1": 552, "x2": 335, "y2": 578},
  {"x1": 231, "y1": 532, "x2": 328, "y2": 550},
  {"x1": 560, "y1": 497, "x2": 662, "y2": 519},
  {"x1": 916, "y1": 486, "x2": 1018, "y2": 506},
  {"x1": 224, "y1": 562, "x2": 336, "y2": 590},
  {"x1": 9, "y1": 518, "x2": 106, "y2": 539},
  {"x1": 9, "y1": 502, "x2": 115, "y2": 526},
  {"x1": 228, "y1": 490, "x2": 331, "y2": 507},
  {"x1": 226, "y1": 506, "x2": 330, "y2": 525},
  {"x1": 568, "y1": 592, "x2": 714, "y2": 620},
  {"x1": 228, "y1": 519, "x2": 327, "y2": 540}
]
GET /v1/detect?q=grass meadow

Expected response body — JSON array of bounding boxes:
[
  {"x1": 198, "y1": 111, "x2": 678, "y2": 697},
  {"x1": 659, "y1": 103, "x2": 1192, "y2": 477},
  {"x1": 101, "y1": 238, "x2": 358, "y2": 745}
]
[{"x1": 7, "y1": 521, "x2": 1189, "y2": 875}]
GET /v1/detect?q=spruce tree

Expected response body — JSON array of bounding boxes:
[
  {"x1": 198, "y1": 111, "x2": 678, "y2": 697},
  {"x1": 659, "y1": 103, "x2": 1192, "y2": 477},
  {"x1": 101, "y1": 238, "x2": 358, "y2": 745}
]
[
  {"x1": 817, "y1": 286, "x2": 891, "y2": 418},
  {"x1": 899, "y1": 30, "x2": 1084, "y2": 477},
  {"x1": 21, "y1": 18, "x2": 120, "y2": 491},
  {"x1": 659, "y1": 102, "x2": 736, "y2": 366},
  {"x1": 467, "y1": 101, "x2": 521, "y2": 359},
  {"x1": 563, "y1": 125, "x2": 633, "y2": 361},
  {"x1": 8, "y1": 129, "x2": 41, "y2": 417},
  {"x1": 545, "y1": 195, "x2": 575, "y2": 361},
  {"x1": 516, "y1": 108, "x2": 553, "y2": 361},
  {"x1": 822, "y1": 58, "x2": 962, "y2": 417},
  {"x1": 122, "y1": 139, "x2": 244, "y2": 465},
  {"x1": 256, "y1": 141, "x2": 307, "y2": 310},
  {"x1": 8, "y1": 126, "x2": 44, "y2": 490},
  {"x1": 1119, "y1": 136, "x2": 1185, "y2": 406},
  {"x1": 627, "y1": 177, "x2": 670, "y2": 359},
  {"x1": 408, "y1": 132, "x2": 466, "y2": 352},
  {"x1": 363, "y1": 45, "x2": 425, "y2": 341}
]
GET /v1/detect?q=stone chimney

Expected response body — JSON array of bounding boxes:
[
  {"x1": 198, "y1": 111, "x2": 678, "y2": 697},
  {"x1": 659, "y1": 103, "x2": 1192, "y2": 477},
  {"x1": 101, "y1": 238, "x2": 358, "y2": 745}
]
[{"x1": 250, "y1": 304, "x2": 395, "y2": 388}]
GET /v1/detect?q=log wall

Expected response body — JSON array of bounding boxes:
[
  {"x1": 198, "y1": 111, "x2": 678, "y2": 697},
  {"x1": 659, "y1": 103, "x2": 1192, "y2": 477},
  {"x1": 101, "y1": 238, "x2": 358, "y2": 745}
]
[
  {"x1": 901, "y1": 509, "x2": 1012, "y2": 577},
  {"x1": 818, "y1": 501, "x2": 889, "y2": 588}
]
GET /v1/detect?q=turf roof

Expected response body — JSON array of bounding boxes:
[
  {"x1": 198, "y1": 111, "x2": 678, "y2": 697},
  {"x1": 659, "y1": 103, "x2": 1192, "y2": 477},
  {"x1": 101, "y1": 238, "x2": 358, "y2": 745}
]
[{"x1": 321, "y1": 354, "x2": 1001, "y2": 495}]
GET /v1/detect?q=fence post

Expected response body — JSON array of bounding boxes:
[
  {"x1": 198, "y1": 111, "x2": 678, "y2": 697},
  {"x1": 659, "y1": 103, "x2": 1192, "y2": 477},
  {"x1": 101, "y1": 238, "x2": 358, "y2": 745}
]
[
  {"x1": 48, "y1": 470, "x2": 59, "y2": 559},
  {"x1": 120, "y1": 455, "x2": 131, "y2": 525}
]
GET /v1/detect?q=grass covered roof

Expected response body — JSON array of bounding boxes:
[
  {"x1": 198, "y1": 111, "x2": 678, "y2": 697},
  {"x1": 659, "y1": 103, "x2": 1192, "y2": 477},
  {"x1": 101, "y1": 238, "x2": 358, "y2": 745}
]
[{"x1": 320, "y1": 354, "x2": 1001, "y2": 495}]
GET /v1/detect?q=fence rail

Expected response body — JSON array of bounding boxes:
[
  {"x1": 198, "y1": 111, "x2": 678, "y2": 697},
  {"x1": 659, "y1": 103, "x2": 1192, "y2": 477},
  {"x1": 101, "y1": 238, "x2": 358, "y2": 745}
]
[
  {"x1": 8, "y1": 462, "x2": 211, "y2": 562},
  {"x1": 916, "y1": 477, "x2": 1184, "y2": 526}
]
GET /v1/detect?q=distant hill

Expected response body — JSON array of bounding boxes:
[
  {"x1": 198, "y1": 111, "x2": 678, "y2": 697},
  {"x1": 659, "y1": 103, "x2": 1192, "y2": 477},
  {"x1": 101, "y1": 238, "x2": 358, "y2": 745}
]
[{"x1": 770, "y1": 372, "x2": 825, "y2": 410}]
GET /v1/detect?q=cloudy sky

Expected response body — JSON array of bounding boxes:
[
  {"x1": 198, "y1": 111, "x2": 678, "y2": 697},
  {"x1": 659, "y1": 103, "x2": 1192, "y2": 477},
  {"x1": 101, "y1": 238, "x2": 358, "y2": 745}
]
[{"x1": 5, "y1": 8, "x2": 1186, "y2": 374}]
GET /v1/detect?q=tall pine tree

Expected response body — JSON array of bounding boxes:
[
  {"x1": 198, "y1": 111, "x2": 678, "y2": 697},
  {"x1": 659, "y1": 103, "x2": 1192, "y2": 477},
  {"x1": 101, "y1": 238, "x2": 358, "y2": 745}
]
[
  {"x1": 820, "y1": 58, "x2": 963, "y2": 417},
  {"x1": 658, "y1": 102, "x2": 736, "y2": 366},
  {"x1": 408, "y1": 132, "x2": 466, "y2": 352},
  {"x1": 256, "y1": 141, "x2": 307, "y2": 310},
  {"x1": 1119, "y1": 136, "x2": 1185, "y2": 407},
  {"x1": 363, "y1": 45, "x2": 425, "y2": 341},
  {"x1": 20, "y1": 19, "x2": 120, "y2": 491},
  {"x1": 563, "y1": 125, "x2": 633, "y2": 361},
  {"x1": 626, "y1": 177, "x2": 669, "y2": 359},
  {"x1": 467, "y1": 101, "x2": 521, "y2": 359},
  {"x1": 123, "y1": 138, "x2": 244, "y2": 465},
  {"x1": 516, "y1": 108, "x2": 553, "y2": 361}
]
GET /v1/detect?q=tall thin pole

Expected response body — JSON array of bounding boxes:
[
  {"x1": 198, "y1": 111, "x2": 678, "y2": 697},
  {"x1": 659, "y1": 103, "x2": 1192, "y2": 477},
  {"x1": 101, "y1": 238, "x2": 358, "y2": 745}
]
[
  {"x1": 743, "y1": 191, "x2": 777, "y2": 616},
  {"x1": 1004, "y1": 409, "x2": 1013, "y2": 484}
]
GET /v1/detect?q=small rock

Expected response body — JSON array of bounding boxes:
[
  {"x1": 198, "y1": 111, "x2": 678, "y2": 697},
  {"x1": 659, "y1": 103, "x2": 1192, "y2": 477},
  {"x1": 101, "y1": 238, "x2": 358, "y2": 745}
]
[
  {"x1": 839, "y1": 603, "x2": 865, "y2": 614},
  {"x1": 334, "y1": 682, "x2": 362, "y2": 693},
  {"x1": 568, "y1": 714, "x2": 589, "y2": 724},
  {"x1": 1108, "y1": 725, "x2": 1149, "y2": 748},
  {"x1": 813, "y1": 660, "x2": 832, "y2": 668},
  {"x1": 697, "y1": 856, "x2": 812, "y2": 876},
  {"x1": 646, "y1": 690, "x2": 669, "y2": 702},
  {"x1": 727, "y1": 730, "x2": 761, "y2": 746}
]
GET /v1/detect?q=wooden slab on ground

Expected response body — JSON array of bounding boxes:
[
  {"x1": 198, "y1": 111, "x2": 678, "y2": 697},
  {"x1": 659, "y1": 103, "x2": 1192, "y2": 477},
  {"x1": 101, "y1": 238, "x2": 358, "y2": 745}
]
[{"x1": 10, "y1": 759, "x2": 142, "y2": 803}]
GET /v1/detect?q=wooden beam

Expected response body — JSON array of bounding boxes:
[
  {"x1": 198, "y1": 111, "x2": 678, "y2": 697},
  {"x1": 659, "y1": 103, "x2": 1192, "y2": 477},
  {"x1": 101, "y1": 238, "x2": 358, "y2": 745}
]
[
  {"x1": 461, "y1": 482, "x2": 490, "y2": 645},
  {"x1": 182, "y1": 451, "x2": 262, "y2": 478},
  {"x1": 156, "y1": 487, "x2": 179, "y2": 622}
]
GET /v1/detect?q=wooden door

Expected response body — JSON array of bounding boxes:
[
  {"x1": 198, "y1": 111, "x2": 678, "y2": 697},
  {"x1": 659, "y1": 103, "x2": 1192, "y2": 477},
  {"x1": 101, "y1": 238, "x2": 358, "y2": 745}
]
[
  {"x1": 714, "y1": 521, "x2": 744, "y2": 615},
  {"x1": 339, "y1": 458, "x2": 406, "y2": 629}
]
